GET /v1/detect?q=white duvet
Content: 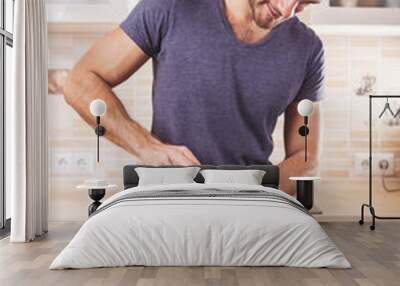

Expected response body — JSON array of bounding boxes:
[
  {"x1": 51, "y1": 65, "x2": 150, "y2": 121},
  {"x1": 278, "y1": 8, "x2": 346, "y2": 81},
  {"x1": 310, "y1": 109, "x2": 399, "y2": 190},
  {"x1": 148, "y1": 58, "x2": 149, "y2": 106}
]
[{"x1": 50, "y1": 183, "x2": 351, "y2": 269}]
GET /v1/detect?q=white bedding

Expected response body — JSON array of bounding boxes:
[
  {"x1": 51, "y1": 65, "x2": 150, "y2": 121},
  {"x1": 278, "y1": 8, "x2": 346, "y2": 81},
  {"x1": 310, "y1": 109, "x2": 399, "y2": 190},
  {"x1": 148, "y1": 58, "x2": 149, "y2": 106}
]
[{"x1": 50, "y1": 183, "x2": 351, "y2": 269}]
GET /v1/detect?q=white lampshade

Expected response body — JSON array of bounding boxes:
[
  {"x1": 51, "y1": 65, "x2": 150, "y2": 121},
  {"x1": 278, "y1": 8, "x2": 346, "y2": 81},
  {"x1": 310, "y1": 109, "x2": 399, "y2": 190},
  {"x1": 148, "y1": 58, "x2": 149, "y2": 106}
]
[
  {"x1": 297, "y1": 99, "x2": 314, "y2": 116},
  {"x1": 90, "y1": 99, "x2": 107, "y2": 117}
]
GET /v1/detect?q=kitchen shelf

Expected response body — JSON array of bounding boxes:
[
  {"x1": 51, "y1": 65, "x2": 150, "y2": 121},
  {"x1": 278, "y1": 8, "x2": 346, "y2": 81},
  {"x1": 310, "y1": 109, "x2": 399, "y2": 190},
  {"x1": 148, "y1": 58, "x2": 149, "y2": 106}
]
[
  {"x1": 48, "y1": 22, "x2": 400, "y2": 37},
  {"x1": 311, "y1": 25, "x2": 400, "y2": 37},
  {"x1": 48, "y1": 23, "x2": 118, "y2": 34}
]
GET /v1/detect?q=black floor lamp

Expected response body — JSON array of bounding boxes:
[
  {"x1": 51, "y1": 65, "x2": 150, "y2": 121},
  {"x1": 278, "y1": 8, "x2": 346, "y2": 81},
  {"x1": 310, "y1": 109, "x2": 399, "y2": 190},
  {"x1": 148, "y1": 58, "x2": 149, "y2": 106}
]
[{"x1": 359, "y1": 95, "x2": 400, "y2": 230}]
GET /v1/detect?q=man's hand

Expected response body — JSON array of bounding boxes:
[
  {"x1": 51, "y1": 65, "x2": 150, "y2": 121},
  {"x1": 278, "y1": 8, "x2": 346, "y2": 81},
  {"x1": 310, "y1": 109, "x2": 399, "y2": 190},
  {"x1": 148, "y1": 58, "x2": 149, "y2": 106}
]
[{"x1": 138, "y1": 142, "x2": 201, "y2": 166}]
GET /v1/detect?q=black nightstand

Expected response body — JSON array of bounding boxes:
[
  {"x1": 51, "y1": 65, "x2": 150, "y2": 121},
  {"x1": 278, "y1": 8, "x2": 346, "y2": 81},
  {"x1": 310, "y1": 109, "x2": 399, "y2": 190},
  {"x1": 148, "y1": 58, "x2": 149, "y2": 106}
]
[
  {"x1": 289, "y1": 177, "x2": 320, "y2": 211},
  {"x1": 77, "y1": 184, "x2": 117, "y2": 216}
]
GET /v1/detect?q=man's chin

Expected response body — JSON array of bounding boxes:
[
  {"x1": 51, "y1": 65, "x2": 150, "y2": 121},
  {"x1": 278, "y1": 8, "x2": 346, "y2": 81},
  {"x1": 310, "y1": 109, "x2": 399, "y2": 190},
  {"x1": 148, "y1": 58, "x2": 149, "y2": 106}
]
[{"x1": 254, "y1": 17, "x2": 275, "y2": 29}]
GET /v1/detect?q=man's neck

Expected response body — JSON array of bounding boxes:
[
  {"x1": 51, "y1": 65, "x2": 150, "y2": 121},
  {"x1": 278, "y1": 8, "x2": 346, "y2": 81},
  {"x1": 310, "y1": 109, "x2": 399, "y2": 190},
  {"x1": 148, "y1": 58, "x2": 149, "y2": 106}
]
[
  {"x1": 223, "y1": 0, "x2": 272, "y2": 44},
  {"x1": 225, "y1": 0, "x2": 254, "y2": 23}
]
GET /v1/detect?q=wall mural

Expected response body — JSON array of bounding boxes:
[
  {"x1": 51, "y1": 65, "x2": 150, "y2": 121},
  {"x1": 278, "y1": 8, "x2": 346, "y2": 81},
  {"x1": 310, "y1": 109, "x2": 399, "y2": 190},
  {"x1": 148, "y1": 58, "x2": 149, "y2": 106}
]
[
  {"x1": 48, "y1": 69, "x2": 69, "y2": 95},
  {"x1": 47, "y1": 0, "x2": 110, "y2": 4},
  {"x1": 46, "y1": 0, "x2": 133, "y2": 23},
  {"x1": 355, "y1": 74, "x2": 377, "y2": 96},
  {"x1": 47, "y1": 2, "x2": 400, "y2": 221}
]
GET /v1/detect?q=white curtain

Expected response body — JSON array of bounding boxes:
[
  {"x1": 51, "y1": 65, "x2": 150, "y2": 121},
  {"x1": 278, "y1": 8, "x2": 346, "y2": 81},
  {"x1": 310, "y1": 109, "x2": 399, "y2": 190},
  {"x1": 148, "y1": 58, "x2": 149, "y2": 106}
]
[{"x1": 9, "y1": 0, "x2": 48, "y2": 242}]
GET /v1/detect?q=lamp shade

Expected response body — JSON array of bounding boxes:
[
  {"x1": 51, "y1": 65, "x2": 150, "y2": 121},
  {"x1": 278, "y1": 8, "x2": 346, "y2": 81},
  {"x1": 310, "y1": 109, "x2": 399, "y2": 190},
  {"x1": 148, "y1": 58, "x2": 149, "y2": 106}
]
[
  {"x1": 90, "y1": 99, "x2": 107, "y2": 117},
  {"x1": 297, "y1": 99, "x2": 314, "y2": 117}
]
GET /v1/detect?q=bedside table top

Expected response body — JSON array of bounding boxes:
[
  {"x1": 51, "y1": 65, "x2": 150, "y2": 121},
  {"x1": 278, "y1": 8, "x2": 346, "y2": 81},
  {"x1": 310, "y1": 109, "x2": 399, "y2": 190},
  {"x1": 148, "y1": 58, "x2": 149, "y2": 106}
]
[
  {"x1": 289, "y1": 177, "x2": 320, "y2": 181},
  {"x1": 76, "y1": 184, "x2": 117, "y2": 190}
]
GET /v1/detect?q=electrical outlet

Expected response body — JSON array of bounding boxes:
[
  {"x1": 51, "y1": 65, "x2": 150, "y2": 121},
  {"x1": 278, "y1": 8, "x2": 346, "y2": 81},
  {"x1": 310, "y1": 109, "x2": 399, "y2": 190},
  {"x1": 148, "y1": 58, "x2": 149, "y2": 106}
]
[
  {"x1": 51, "y1": 151, "x2": 94, "y2": 175},
  {"x1": 74, "y1": 152, "x2": 94, "y2": 174},
  {"x1": 375, "y1": 153, "x2": 395, "y2": 176},
  {"x1": 51, "y1": 152, "x2": 74, "y2": 174},
  {"x1": 354, "y1": 153, "x2": 394, "y2": 176}
]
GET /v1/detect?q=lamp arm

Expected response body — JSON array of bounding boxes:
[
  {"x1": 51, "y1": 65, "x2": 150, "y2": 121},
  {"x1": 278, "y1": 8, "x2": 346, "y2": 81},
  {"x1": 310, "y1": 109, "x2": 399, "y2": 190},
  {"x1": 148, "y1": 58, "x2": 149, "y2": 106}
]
[
  {"x1": 298, "y1": 116, "x2": 309, "y2": 162},
  {"x1": 305, "y1": 116, "x2": 308, "y2": 162},
  {"x1": 96, "y1": 116, "x2": 100, "y2": 162},
  {"x1": 94, "y1": 116, "x2": 106, "y2": 162},
  {"x1": 305, "y1": 128, "x2": 308, "y2": 162}
]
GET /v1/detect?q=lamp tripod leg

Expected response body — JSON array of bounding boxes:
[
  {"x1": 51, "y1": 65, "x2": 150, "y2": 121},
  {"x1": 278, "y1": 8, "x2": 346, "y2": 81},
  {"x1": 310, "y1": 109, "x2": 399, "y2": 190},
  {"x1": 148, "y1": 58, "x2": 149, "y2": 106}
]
[
  {"x1": 359, "y1": 204, "x2": 367, "y2": 225},
  {"x1": 370, "y1": 206, "x2": 376, "y2": 231}
]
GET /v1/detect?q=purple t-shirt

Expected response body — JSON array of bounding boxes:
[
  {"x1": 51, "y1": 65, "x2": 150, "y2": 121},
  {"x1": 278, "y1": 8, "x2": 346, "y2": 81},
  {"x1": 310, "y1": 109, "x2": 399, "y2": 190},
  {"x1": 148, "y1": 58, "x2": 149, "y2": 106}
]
[{"x1": 121, "y1": 0, "x2": 325, "y2": 165}]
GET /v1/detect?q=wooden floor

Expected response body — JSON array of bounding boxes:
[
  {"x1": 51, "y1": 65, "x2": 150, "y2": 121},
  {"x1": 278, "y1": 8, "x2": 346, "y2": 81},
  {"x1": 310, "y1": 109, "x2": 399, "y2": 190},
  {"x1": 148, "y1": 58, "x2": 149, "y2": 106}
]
[{"x1": 0, "y1": 222, "x2": 399, "y2": 286}]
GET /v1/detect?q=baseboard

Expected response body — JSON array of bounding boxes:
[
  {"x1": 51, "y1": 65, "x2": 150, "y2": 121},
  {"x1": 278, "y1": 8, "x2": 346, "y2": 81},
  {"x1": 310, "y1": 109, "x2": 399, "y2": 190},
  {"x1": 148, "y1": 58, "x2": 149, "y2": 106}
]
[
  {"x1": 0, "y1": 218, "x2": 11, "y2": 239},
  {"x1": 48, "y1": 217, "x2": 400, "y2": 224},
  {"x1": 49, "y1": 217, "x2": 371, "y2": 224},
  {"x1": 315, "y1": 215, "x2": 400, "y2": 222},
  {"x1": 315, "y1": 216, "x2": 363, "y2": 222},
  {"x1": 48, "y1": 220, "x2": 85, "y2": 224}
]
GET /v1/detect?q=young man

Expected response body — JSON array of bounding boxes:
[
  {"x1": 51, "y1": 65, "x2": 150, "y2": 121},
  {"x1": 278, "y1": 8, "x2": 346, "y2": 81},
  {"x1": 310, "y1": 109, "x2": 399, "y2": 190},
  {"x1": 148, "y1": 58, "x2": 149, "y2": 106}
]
[{"x1": 63, "y1": 0, "x2": 324, "y2": 195}]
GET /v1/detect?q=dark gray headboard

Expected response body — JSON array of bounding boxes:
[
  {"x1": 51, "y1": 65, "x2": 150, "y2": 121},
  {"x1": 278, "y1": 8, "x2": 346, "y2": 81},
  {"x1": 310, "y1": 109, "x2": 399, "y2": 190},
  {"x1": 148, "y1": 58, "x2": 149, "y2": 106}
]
[{"x1": 123, "y1": 165, "x2": 280, "y2": 190}]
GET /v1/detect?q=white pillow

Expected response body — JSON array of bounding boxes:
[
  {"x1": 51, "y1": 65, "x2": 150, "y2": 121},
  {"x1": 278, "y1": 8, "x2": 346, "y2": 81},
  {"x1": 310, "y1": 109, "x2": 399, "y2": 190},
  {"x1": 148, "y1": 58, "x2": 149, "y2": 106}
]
[
  {"x1": 136, "y1": 167, "x2": 201, "y2": 186},
  {"x1": 200, "y1": 169, "x2": 266, "y2": 185}
]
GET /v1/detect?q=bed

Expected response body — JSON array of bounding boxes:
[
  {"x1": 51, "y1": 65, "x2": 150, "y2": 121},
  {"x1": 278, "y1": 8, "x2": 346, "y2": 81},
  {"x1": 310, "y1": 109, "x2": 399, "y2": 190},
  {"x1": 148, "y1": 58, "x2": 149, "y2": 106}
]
[{"x1": 50, "y1": 165, "x2": 350, "y2": 269}]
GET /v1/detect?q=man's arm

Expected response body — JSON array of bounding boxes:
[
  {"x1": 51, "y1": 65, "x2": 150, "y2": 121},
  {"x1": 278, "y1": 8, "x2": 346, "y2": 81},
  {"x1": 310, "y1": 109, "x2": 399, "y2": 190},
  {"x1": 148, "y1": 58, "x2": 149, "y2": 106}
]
[
  {"x1": 278, "y1": 101, "x2": 321, "y2": 195},
  {"x1": 63, "y1": 28, "x2": 200, "y2": 165}
]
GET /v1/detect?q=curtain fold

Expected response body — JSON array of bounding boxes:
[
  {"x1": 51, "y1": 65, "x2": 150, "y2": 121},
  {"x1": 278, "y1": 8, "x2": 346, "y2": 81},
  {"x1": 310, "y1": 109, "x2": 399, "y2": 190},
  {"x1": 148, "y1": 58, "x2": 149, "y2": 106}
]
[{"x1": 10, "y1": 0, "x2": 48, "y2": 242}]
